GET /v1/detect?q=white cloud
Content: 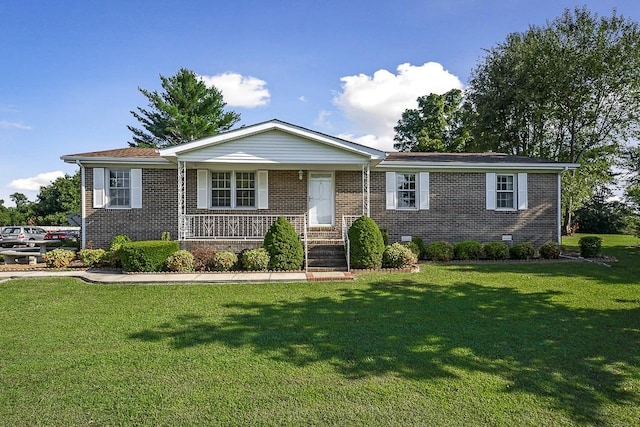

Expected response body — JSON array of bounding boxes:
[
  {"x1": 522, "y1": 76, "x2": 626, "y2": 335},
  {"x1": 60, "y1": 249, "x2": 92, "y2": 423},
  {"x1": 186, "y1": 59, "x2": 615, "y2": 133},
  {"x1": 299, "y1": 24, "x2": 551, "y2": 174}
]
[
  {"x1": 199, "y1": 72, "x2": 270, "y2": 108},
  {"x1": 314, "y1": 110, "x2": 334, "y2": 130},
  {"x1": 298, "y1": 96, "x2": 307, "y2": 102},
  {"x1": 8, "y1": 171, "x2": 65, "y2": 192},
  {"x1": 0, "y1": 120, "x2": 31, "y2": 130},
  {"x1": 333, "y1": 62, "x2": 463, "y2": 151}
]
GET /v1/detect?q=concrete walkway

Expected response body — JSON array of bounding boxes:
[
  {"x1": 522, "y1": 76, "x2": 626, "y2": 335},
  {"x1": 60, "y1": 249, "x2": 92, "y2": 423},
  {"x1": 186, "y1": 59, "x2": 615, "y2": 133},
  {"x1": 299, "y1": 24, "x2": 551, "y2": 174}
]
[{"x1": 0, "y1": 269, "x2": 353, "y2": 284}]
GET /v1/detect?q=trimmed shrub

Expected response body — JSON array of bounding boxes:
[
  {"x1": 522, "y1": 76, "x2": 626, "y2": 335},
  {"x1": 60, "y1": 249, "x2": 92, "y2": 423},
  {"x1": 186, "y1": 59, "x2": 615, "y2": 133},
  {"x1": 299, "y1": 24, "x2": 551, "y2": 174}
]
[
  {"x1": 77, "y1": 248, "x2": 106, "y2": 268},
  {"x1": 165, "y1": 250, "x2": 195, "y2": 272},
  {"x1": 509, "y1": 242, "x2": 536, "y2": 260},
  {"x1": 120, "y1": 240, "x2": 179, "y2": 272},
  {"x1": 425, "y1": 241, "x2": 454, "y2": 262},
  {"x1": 483, "y1": 241, "x2": 509, "y2": 260},
  {"x1": 411, "y1": 236, "x2": 426, "y2": 259},
  {"x1": 43, "y1": 248, "x2": 76, "y2": 268},
  {"x1": 405, "y1": 241, "x2": 421, "y2": 258},
  {"x1": 191, "y1": 246, "x2": 217, "y2": 271},
  {"x1": 242, "y1": 248, "x2": 270, "y2": 271},
  {"x1": 106, "y1": 234, "x2": 131, "y2": 267},
  {"x1": 380, "y1": 228, "x2": 390, "y2": 246},
  {"x1": 212, "y1": 251, "x2": 238, "y2": 271},
  {"x1": 264, "y1": 216, "x2": 304, "y2": 271},
  {"x1": 453, "y1": 241, "x2": 483, "y2": 260},
  {"x1": 539, "y1": 241, "x2": 561, "y2": 259},
  {"x1": 383, "y1": 243, "x2": 418, "y2": 268},
  {"x1": 579, "y1": 236, "x2": 603, "y2": 258},
  {"x1": 348, "y1": 216, "x2": 385, "y2": 269}
]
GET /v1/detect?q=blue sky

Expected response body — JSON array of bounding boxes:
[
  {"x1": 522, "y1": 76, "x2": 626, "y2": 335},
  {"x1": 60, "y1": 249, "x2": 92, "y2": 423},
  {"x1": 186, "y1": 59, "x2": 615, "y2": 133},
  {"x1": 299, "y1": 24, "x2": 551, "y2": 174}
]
[{"x1": 1, "y1": 0, "x2": 639, "y2": 206}]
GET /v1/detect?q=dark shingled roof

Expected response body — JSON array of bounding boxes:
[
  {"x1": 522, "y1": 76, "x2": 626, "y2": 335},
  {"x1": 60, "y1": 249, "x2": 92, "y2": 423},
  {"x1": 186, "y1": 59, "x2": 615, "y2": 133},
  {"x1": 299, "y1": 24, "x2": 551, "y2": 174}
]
[
  {"x1": 65, "y1": 147, "x2": 160, "y2": 158},
  {"x1": 385, "y1": 152, "x2": 559, "y2": 164}
]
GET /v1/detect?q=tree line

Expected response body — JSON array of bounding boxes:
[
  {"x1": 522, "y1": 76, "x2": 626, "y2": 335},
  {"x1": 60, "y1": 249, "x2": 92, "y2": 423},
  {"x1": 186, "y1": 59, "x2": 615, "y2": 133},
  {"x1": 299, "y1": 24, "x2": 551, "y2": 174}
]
[
  {"x1": 0, "y1": 172, "x2": 80, "y2": 227},
  {"x1": 393, "y1": 7, "x2": 640, "y2": 235}
]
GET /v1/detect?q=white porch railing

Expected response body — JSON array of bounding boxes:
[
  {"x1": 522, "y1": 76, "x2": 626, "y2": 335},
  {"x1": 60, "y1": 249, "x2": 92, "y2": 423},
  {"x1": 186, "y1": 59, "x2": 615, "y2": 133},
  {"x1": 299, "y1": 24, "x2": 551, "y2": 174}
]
[
  {"x1": 342, "y1": 215, "x2": 361, "y2": 272},
  {"x1": 183, "y1": 214, "x2": 307, "y2": 240}
]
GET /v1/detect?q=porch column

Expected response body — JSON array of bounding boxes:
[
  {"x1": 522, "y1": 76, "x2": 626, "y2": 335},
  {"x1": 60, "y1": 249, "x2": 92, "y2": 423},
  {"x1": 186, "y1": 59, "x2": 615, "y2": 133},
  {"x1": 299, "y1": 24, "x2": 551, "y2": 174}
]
[
  {"x1": 362, "y1": 164, "x2": 370, "y2": 216},
  {"x1": 177, "y1": 160, "x2": 187, "y2": 240}
]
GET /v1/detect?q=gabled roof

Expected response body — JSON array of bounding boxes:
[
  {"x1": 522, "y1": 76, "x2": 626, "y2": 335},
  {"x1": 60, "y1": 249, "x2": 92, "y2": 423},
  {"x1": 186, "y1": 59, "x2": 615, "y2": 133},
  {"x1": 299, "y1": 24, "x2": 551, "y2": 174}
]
[{"x1": 158, "y1": 119, "x2": 386, "y2": 162}]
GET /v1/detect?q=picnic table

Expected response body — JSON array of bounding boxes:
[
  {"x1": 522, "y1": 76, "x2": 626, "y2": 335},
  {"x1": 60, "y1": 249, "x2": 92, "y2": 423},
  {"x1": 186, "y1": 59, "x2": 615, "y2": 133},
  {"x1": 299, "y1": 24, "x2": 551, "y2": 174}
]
[{"x1": 0, "y1": 240, "x2": 74, "y2": 265}]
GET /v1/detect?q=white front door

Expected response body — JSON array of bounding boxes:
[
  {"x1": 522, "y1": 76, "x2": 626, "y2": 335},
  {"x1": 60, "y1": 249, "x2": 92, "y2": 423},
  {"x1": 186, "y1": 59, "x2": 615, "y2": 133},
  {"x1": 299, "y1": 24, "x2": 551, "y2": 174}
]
[{"x1": 308, "y1": 172, "x2": 334, "y2": 226}]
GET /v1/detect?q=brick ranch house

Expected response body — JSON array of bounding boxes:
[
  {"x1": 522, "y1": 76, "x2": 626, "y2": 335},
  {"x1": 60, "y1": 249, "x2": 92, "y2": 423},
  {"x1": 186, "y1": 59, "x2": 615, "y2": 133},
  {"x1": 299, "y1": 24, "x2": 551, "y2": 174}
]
[{"x1": 62, "y1": 119, "x2": 577, "y2": 270}]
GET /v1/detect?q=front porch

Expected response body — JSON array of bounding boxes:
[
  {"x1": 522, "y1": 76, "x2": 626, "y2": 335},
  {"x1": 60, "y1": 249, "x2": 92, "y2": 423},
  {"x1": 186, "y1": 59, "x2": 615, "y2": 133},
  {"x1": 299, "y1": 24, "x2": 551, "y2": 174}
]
[{"x1": 179, "y1": 214, "x2": 360, "y2": 271}]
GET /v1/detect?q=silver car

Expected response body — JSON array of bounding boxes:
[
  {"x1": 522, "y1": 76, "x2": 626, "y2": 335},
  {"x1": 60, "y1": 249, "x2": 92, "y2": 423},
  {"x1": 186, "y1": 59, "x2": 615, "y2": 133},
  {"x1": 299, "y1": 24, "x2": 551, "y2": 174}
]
[{"x1": 0, "y1": 226, "x2": 48, "y2": 247}]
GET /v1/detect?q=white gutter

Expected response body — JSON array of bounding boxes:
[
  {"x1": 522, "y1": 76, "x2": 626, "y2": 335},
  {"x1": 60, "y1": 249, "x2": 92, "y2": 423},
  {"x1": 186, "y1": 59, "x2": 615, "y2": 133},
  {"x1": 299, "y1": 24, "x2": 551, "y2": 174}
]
[
  {"x1": 77, "y1": 160, "x2": 86, "y2": 249},
  {"x1": 376, "y1": 161, "x2": 579, "y2": 171}
]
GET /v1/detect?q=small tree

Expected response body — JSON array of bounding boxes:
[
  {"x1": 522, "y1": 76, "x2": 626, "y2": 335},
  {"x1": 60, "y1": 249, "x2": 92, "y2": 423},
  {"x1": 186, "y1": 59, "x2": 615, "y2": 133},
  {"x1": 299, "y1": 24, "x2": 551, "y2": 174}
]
[
  {"x1": 348, "y1": 216, "x2": 384, "y2": 269},
  {"x1": 264, "y1": 216, "x2": 304, "y2": 270}
]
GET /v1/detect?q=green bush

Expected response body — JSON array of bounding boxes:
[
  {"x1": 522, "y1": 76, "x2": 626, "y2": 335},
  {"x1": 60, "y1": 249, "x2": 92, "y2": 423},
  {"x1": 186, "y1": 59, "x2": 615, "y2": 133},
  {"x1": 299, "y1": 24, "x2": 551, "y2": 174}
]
[
  {"x1": 77, "y1": 248, "x2": 106, "y2": 268},
  {"x1": 161, "y1": 231, "x2": 171, "y2": 241},
  {"x1": 212, "y1": 251, "x2": 238, "y2": 271},
  {"x1": 380, "y1": 228, "x2": 390, "y2": 246},
  {"x1": 348, "y1": 216, "x2": 385, "y2": 269},
  {"x1": 43, "y1": 248, "x2": 76, "y2": 268},
  {"x1": 539, "y1": 241, "x2": 561, "y2": 259},
  {"x1": 579, "y1": 236, "x2": 603, "y2": 258},
  {"x1": 106, "y1": 234, "x2": 131, "y2": 267},
  {"x1": 190, "y1": 246, "x2": 217, "y2": 271},
  {"x1": 483, "y1": 241, "x2": 509, "y2": 260},
  {"x1": 264, "y1": 216, "x2": 304, "y2": 271},
  {"x1": 411, "y1": 236, "x2": 426, "y2": 259},
  {"x1": 509, "y1": 242, "x2": 536, "y2": 260},
  {"x1": 425, "y1": 241, "x2": 454, "y2": 261},
  {"x1": 165, "y1": 250, "x2": 195, "y2": 272},
  {"x1": 242, "y1": 248, "x2": 270, "y2": 271},
  {"x1": 383, "y1": 243, "x2": 418, "y2": 268},
  {"x1": 405, "y1": 241, "x2": 421, "y2": 258},
  {"x1": 453, "y1": 241, "x2": 483, "y2": 260},
  {"x1": 120, "y1": 240, "x2": 179, "y2": 272}
]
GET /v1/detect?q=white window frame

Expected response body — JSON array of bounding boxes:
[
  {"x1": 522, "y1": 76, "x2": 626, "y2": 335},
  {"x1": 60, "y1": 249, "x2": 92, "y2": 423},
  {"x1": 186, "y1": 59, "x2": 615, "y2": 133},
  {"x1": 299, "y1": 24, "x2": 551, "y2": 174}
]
[
  {"x1": 486, "y1": 172, "x2": 528, "y2": 211},
  {"x1": 496, "y1": 174, "x2": 515, "y2": 210},
  {"x1": 386, "y1": 171, "x2": 429, "y2": 210},
  {"x1": 93, "y1": 168, "x2": 142, "y2": 209},
  {"x1": 197, "y1": 170, "x2": 268, "y2": 210},
  {"x1": 108, "y1": 169, "x2": 131, "y2": 208}
]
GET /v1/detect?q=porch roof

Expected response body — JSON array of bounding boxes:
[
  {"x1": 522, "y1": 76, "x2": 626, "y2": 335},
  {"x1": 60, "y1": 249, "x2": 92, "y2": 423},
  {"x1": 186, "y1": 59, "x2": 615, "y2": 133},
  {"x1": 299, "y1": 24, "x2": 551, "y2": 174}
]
[{"x1": 158, "y1": 119, "x2": 386, "y2": 166}]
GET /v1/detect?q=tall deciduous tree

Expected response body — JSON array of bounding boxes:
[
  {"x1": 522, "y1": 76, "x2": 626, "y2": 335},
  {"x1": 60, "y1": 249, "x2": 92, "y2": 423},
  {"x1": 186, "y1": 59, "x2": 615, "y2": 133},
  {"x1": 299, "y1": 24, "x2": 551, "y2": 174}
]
[
  {"x1": 468, "y1": 7, "x2": 640, "y2": 233},
  {"x1": 34, "y1": 171, "x2": 81, "y2": 225},
  {"x1": 128, "y1": 68, "x2": 240, "y2": 148},
  {"x1": 393, "y1": 89, "x2": 473, "y2": 152}
]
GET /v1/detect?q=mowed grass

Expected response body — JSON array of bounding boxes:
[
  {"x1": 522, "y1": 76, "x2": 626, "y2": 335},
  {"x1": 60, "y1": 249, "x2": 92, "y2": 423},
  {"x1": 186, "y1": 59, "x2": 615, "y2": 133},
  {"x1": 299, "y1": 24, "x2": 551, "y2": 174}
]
[{"x1": 1, "y1": 235, "x2": 639, "y2": 426}]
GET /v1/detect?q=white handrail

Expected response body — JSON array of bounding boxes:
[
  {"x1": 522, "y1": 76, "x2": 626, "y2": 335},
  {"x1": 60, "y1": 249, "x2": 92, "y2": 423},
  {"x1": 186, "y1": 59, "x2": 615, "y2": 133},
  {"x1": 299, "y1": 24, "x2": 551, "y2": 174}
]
[{"x1": 183, "y1": 214, "x2": 306, "y2": 240}]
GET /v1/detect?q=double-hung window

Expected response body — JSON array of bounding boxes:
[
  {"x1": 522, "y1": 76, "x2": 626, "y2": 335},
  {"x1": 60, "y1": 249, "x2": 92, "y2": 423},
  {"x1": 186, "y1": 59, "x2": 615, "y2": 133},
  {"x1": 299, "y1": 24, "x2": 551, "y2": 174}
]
[
  {"x1": 496, "y1": 174, "x2": 515, "y2": 209},
  {"x1": 108, "y1": 170, "x2": 131, "y2": 208},
  {"x1": 486, "y1": 173, "x2": 528, "y2": 210},
  {"x1": 397, "y1": 173, "x2": 417, "y2": 209},
  {"x1": 92, "y1": 168, "x2": 142, "y2": 209},
  {"x1": 386, "y1": 172, "x2": 429, "y2": 210},
  {"x1": 198, "y1": 170, "x2": 266, "y2": 210}
]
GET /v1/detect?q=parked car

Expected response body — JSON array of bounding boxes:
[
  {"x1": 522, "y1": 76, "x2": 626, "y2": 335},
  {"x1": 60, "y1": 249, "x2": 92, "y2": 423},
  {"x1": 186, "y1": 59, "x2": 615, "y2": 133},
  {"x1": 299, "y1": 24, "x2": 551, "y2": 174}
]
[
  {"x1": 44, "y1": 229, "x2": 79, "y2": 242},
  {"x1": 0, "y1": 226, "x2": 48, "y2": 247}
]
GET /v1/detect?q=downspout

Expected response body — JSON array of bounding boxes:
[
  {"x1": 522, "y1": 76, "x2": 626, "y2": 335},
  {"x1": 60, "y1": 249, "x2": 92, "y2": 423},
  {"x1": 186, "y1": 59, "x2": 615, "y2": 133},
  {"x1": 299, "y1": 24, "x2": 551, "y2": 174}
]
[
  {"x1": 557, "y1": 168, "x2": 566, "y2": 245},
  {"x1": 76, "y1": 160, "x2": 86, "y2": 249}
]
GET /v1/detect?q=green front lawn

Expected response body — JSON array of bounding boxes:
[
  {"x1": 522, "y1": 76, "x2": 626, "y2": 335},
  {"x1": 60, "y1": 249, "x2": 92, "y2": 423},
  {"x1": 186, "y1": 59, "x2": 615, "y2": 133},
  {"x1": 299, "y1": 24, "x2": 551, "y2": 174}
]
[{"x1": 0, "y1": 235, "x2": 638, "y2": 426}]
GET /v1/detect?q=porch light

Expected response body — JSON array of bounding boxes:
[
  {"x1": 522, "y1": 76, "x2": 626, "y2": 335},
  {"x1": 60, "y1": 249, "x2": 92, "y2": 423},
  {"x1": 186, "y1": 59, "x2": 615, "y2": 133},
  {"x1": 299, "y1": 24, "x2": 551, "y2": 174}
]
[{"x1": 298, "y1": 170, "x2": 304, "y2": 180}]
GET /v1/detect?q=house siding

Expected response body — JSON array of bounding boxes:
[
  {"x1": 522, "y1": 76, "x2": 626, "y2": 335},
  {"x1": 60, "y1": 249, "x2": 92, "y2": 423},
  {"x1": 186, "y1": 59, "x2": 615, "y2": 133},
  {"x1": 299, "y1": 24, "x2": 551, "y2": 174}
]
[
  {"x1": 85, "y1": 168, "x2": 178, "y2": 248},
  {"x1": 369, "y1": 171, "x2": 558, "y2": 246}
]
